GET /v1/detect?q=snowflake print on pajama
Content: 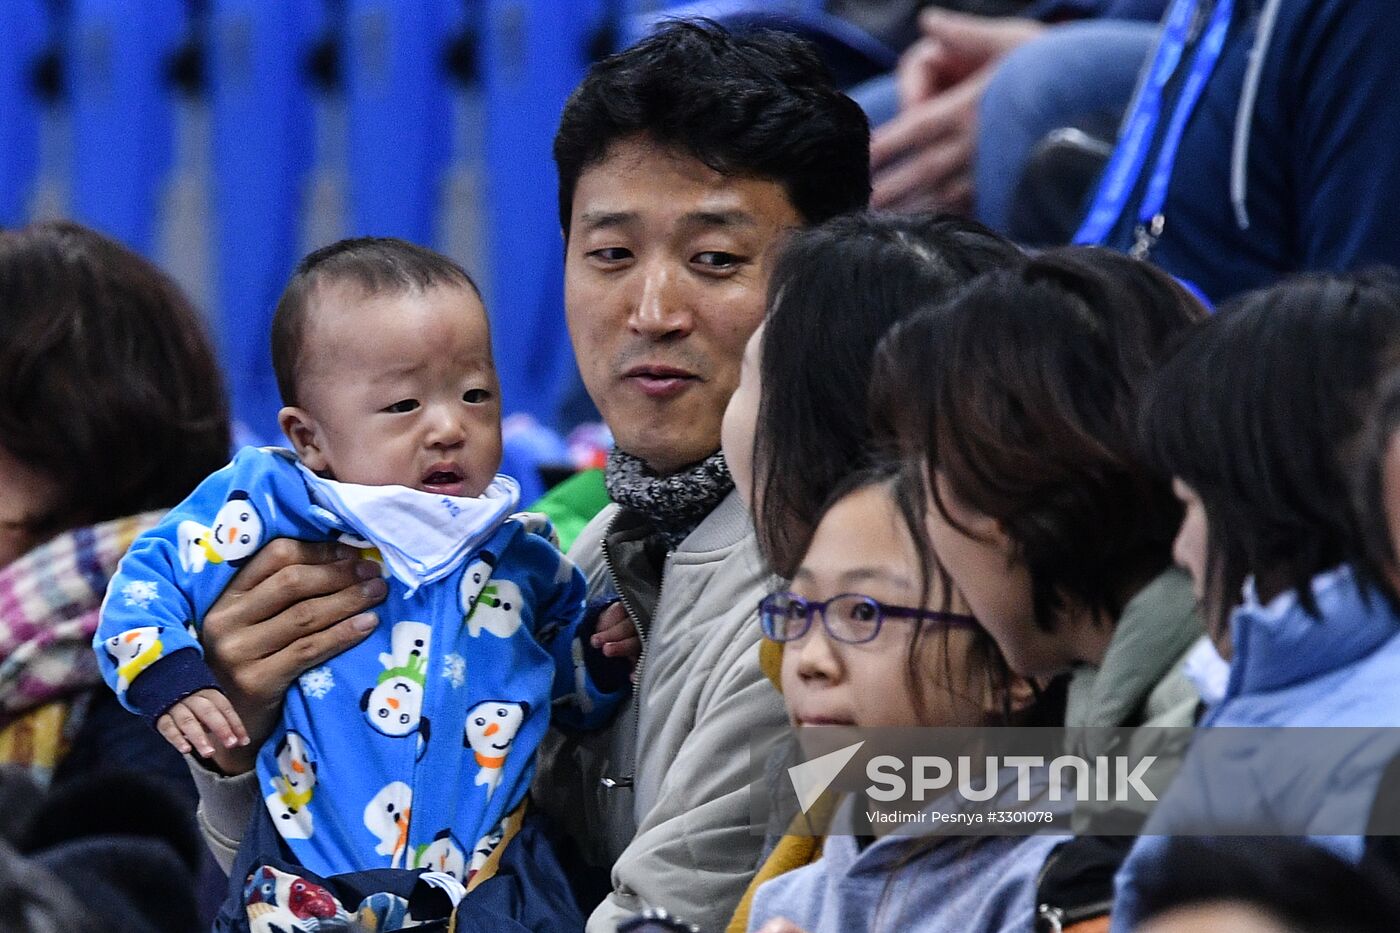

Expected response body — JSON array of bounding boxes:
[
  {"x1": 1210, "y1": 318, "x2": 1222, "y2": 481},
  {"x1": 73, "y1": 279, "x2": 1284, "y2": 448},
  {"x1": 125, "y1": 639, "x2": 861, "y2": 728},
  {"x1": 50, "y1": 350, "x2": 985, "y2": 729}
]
[{"x1": 95, "y1": 446, "x2": 626, "y2": 879}]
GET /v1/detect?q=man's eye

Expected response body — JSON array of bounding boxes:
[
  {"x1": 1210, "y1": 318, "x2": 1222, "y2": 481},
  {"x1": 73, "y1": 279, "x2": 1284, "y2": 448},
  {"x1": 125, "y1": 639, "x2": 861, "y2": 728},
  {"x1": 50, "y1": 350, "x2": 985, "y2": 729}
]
[
  {"x1": 694, "y1": 251, "x2": 743, "y2": 271},
  {"x1": 463, "y1": 389, "x2": 492, "y2": 404},
  {"x1": 383, "y1": 399, "x2": 419, "y2": 413},
  {"x1": 587, "y1": 247, "x2": 632, "y2": 263}
]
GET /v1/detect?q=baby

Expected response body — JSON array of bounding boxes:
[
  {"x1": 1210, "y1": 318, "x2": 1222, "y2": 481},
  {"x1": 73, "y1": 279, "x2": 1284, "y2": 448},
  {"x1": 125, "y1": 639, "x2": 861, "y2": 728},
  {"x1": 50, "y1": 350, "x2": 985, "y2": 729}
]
[{"x1": 96, "y1": 239, "x2": 636, "y2": 891}]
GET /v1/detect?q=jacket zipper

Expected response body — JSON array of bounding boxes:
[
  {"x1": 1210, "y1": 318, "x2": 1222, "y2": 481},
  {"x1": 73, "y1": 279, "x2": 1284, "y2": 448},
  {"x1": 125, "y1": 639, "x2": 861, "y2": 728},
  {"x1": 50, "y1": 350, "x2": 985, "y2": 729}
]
[
  {"x1": 598, "y1": 526, "x2": 666, "y2": 791},
  {"x1": 1036, "y1": 899, "x2": 1115, "y2": 933}
]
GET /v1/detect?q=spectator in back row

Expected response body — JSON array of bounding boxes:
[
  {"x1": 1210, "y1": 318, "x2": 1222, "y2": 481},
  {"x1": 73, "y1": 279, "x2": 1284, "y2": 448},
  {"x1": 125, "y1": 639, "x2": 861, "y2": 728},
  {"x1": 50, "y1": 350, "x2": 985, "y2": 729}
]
[
  {"x1": 1074, "y1": 0, "x2": 1400, "y2": 302},
  {"x1": 0, "y1": 221, "x2": 227, "y2": 930}
]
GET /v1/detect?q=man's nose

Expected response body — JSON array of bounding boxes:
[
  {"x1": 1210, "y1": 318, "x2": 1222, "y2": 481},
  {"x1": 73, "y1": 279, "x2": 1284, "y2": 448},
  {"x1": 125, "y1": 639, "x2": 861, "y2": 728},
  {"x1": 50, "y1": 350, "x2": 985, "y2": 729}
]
[{"x1": 628, "y1": 261, "x2": 693, "y2": 338}]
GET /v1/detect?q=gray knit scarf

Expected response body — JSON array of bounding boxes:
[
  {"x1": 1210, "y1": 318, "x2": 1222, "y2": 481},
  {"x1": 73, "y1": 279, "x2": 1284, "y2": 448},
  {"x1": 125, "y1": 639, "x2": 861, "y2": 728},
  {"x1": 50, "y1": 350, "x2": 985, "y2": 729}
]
[{"x1": 604, "y1": 448, "x2": 734, "y2": 548}]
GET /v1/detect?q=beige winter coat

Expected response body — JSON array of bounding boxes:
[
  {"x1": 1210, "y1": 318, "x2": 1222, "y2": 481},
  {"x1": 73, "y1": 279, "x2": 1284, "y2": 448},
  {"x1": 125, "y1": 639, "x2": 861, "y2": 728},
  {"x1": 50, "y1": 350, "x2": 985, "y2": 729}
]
[{"x1": 536, "y1": 491, "x2": 788, "y2": 933}]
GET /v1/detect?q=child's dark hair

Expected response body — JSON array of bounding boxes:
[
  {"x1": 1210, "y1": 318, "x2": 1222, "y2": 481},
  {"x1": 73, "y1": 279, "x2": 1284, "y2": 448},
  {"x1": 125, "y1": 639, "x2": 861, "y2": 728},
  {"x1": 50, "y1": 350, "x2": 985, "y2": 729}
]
[
  {"x1": 0, "y1": 221, "x2": 230, "y2": 534},
  {"x1": 1134, "y1": 837, "x2": 1400, "y2": 933},
  {"x1": 870, "y1": 247, "x2": 1207, "y2": 633},
  {"x1": 271, "y1": 236, "x2": 480, "y2": 407},
  {"x1": 553, "y1": 18, "x2": 870, "y2": 236},
  {"x1": 1142, "y1": 272, "x2": 1400, "y2": 635},
  {"x1": 753, "y1": 212, "x2": 1022, "y2": 578}
]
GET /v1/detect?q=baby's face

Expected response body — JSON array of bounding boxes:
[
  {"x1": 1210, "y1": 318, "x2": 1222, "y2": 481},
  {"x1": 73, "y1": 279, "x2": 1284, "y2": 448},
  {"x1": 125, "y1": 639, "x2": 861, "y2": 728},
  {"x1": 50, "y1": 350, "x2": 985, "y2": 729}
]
[{"x1": 286, "y1": 282, "x2": 502, "y2": 498}]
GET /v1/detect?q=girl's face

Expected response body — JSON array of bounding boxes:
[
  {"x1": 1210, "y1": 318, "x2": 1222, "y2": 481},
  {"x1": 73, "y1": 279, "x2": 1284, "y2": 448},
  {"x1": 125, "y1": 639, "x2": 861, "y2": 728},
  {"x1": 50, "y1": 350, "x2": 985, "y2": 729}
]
[
  {"x1": 1171, "y1": 478, "x2": 1208, "y2": 603},
  {"x1": 720, "y1": 323, "x2": 763, "y2": 511},
  {"x1": 0, "y1": 444, "x2": 63, "y2": 569},
  {"x1": 780, "y1": 482, "x2": 991, "y2": 729}
]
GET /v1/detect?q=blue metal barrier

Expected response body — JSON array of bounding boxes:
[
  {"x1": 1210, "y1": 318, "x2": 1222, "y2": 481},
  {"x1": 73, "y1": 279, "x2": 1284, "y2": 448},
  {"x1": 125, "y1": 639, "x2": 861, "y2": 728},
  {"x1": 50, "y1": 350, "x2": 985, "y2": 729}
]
[
  {"x1": 209, "y1": 0, "x2": 324, "y2": 443},
  {"x1": 0, "y1": 0, "x2": 47, "y2": 227},
  {"x1": 619, "y1": 0, "x2": 895, "y2": 86},
  {"x1": 344, "y1": 0, "x2": 459, "y2": 243},
  {"x1": 480, "y1": 0, "x2": 606, "y2": 427},
  {"x1": 67, "y1": 0, "x2": 184, "y2": 254}
]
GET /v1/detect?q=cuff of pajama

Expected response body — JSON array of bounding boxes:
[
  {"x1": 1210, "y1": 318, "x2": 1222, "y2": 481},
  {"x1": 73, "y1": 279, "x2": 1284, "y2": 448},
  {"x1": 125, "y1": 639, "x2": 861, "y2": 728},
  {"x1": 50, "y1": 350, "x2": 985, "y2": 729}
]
[{"x1": 126, "y1": 647, "x2": 221, "y2": 723}]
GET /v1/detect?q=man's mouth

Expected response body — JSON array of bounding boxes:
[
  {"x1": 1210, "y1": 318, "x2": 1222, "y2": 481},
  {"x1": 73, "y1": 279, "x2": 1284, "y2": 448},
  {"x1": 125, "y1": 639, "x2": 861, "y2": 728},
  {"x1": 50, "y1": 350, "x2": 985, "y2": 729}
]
[{"x1": 623, "y1": 364, "x2": 700, "y2": 400}]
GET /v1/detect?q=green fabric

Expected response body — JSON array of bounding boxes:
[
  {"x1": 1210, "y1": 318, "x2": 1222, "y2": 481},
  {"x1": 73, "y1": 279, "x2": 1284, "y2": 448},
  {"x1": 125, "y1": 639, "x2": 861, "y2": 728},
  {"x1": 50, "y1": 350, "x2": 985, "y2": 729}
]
[
  {"x1": 1065, "y1": 567, "x2": 1204, "y2": 729},
  {"x1": 526, "y1": 468, "x2": 611, "y2": 553}
]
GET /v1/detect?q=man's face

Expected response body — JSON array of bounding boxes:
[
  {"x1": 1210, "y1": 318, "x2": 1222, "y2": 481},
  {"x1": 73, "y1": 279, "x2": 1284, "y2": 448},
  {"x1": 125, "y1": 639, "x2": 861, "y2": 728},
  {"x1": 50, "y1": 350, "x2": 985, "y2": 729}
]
[{"x1": 564, "y1": 135, "x2": 803, "y2": 474}]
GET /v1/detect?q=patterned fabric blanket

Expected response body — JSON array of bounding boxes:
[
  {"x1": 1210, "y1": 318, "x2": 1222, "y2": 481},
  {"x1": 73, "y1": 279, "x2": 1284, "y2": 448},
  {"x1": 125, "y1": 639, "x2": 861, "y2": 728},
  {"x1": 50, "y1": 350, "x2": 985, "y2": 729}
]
[{"x1": 0, "y1": 511, "x2": 164, "y2": 781}]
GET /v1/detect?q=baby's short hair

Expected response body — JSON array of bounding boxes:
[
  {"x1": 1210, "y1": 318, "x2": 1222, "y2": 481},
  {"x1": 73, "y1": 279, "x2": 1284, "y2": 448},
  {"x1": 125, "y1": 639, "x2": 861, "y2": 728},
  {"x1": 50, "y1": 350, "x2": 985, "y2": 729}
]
[{"x1": 271, "y1": 237, "x2": 481, "y2": 407}]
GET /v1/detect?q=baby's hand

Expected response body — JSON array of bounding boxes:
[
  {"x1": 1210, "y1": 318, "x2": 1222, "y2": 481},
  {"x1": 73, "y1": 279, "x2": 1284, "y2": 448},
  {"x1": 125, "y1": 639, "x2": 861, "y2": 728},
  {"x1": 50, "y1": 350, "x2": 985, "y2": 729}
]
[
  {"x1": 156, "y1": 688, "x2": 250, "y2": 758},
  {"x1": 590, "y1": 602, "x2": 642, "y2": 669}
]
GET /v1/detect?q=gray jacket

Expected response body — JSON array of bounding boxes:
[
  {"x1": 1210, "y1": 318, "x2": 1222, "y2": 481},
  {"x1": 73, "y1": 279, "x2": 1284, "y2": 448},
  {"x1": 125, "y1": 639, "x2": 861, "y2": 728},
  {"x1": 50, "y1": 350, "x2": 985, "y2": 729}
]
[
  {"x1": 535, "y1": 491, "x2": 788, "y2": 933},
  {"x1": 748, "y1": 795, "x2": 1064, "y2": 933}
]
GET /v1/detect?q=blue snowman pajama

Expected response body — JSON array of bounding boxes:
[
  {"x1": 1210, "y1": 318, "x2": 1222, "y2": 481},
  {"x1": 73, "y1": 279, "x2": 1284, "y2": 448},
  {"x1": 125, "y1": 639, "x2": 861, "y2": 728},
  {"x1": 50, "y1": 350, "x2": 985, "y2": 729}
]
[{"x1": 96, "y1": 446, "x2": 624, "y2": 879}]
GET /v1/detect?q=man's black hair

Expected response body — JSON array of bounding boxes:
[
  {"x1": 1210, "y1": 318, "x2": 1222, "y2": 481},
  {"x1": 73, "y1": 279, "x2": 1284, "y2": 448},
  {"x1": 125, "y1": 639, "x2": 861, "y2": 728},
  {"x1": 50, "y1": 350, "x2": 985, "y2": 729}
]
[{"x1": 553, "y1": 18, "x2": 870, "y2": 235}]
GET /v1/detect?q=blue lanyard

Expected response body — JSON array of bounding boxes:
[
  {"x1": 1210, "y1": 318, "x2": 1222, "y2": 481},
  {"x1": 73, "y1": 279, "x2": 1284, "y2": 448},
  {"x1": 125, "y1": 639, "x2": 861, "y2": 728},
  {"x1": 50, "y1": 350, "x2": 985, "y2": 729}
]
[{"x1": 1074, "y1": 0, "x2": 1235, "y2": 251}]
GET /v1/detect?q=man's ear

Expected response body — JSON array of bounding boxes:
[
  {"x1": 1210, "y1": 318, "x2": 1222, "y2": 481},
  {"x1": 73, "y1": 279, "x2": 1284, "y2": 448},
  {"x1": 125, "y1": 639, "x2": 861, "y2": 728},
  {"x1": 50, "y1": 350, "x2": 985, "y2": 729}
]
[{"x1": 279, "y1": 406, "x2": 328, "y2": 472}]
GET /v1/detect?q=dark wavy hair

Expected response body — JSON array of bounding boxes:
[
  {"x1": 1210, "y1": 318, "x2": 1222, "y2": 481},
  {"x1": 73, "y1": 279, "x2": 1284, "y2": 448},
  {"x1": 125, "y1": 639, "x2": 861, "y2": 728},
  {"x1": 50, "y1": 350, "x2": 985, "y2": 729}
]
[
  {"x1": 752, "y1": 212, "x2": 1021, "y2": 578},
  {"x1": 553, "y1": 18, "x2": 870, "y2": 236},
  {"x1": 1143, "y1": 272, "x2": 1400, "y2": 635},
  {"x1": 0, "y1": 222, "x2": 230, "y2": 535},
  {"x1": 872, "y1": 247, "x2": 1207, "y2": 633}
]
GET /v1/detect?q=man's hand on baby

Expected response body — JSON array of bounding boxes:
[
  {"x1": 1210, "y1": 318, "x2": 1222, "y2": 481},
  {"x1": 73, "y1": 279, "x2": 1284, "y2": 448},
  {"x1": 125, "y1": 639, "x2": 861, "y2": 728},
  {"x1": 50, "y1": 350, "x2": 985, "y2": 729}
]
[
  {"x1": 156, "y1": 687, "x2": 251, "y2": 759},
  {"x1": 590, "y1": 601, "x2": 643, "y2": 673}
]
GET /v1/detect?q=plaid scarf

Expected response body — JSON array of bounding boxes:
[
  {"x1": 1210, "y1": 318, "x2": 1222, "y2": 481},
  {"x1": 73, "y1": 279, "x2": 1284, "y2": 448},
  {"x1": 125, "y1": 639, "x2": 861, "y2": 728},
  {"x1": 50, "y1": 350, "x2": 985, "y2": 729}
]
[{"x1": 0, "y1": 511, "x2": 164, "y2": 731}]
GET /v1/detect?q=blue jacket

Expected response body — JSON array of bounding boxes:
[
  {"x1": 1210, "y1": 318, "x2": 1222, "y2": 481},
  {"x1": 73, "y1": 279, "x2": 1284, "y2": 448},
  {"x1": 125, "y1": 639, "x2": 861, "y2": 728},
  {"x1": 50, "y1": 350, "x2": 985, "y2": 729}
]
[
  {"x1": 96, "y1": 446, "x2": 623, "y2": 878},
  {"x1": 1088, "y1": 0, "x2": 1400, "y2": 303},
  {"x1": 749, "y1": 795, "x2": 1064, "y2": 933},
  {"x1": 1111, "y1": 565, "x2": 1400, "y2": 929}
]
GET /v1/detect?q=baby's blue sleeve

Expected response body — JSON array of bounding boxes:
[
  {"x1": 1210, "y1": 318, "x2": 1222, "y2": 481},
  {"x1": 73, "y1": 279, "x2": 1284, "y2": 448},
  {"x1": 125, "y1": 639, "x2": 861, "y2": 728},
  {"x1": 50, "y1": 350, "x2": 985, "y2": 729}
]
[
  {"x1": 95, "y1": 447, "x2": 323, "y2": 721},
  {"x1": 538, "y1": 548, "x2": 630, "y2": 731}
]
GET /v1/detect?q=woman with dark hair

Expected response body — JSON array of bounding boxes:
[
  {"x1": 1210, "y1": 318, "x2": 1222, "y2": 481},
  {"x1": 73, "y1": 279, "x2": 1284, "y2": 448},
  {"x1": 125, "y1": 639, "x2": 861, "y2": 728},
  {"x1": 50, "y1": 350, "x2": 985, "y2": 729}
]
[
  {"x1": 1110, "y1": 273, "x2": 1400, "y2": 929},
  {"x1": 721, "y1": 211, "x2": 1022, "y2": 579},
  {"x1": 719, "y1": 214, "x2": 1025, "y2": 932},
  {"x1": 871, "y1": 247, "x2": 1207, "y2": 717},
  {"x1": 0, "y1": 221, "x2": 231, "y2": 782},
  {"x1": 0, "y1": 221, "x2": 229, "y2": 931},
  {"x1": 868, "y1": 248, "x2": 1208, "y2": 929}
]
